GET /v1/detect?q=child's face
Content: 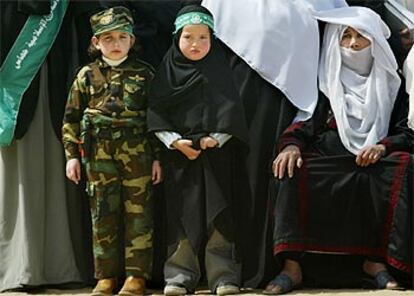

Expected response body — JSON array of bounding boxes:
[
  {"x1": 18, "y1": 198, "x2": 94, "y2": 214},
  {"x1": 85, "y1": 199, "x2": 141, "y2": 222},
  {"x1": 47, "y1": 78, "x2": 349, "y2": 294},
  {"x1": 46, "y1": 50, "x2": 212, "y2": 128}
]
[
  {"x1": 92, "y1": 31, "x2": 135, "y2": 60},
  {"x1": 340, "y1": 27, "x2": 371, "y2": 51},
  {"x1": 179, "y1": 24, "x2": 211, "y2": 61}
]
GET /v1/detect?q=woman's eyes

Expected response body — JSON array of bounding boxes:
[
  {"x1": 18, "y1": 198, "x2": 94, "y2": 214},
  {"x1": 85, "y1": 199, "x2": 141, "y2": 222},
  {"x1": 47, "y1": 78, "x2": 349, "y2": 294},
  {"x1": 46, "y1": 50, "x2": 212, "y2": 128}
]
[{"x1": 343, "y1": 33, "x2": 364, "y2": 40}]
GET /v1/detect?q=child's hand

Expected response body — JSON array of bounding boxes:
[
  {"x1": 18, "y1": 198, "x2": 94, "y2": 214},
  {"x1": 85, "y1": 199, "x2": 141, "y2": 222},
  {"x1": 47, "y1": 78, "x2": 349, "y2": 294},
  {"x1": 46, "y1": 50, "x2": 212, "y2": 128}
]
[
  {"x1": 152, "y1": 160, "x2": 163, "y2": 184},
  {"x1": 66, "y1": 158, "x2": 81, "y2": 184},
  {"x1": 200, "y1": 136, "x2": 218, "y2": 150},
  {"x1": 172, "y1": 139, "x2": 201, "y2": 160}
]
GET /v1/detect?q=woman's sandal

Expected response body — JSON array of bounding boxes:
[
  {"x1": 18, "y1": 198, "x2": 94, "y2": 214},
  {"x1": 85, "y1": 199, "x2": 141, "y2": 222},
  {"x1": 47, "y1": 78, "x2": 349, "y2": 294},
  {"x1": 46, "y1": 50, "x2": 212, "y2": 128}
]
[
  {"x1": 263, "y1": 274, "x2": 301, "y2": 295},
  {"x1": 372, "y1": 270, "x2": 405, "y2": 290}
]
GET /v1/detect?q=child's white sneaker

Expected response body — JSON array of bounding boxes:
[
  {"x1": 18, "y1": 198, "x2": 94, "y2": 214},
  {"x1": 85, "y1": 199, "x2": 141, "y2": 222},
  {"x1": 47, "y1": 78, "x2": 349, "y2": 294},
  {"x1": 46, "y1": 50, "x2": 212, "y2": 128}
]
[
  {"x1": 216, "y1": 283, "x2": 240, "y2": 295},
  {"x1": 164, "y1": 284, "x2": 187, "y2": 295}
]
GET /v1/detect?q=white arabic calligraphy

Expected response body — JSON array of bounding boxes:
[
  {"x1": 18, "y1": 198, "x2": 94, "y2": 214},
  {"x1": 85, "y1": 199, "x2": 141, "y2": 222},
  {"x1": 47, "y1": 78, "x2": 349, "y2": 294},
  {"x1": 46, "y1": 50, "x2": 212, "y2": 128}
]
[{"x1": 15, "y1": 0, "x2": 60, "y2": 70}]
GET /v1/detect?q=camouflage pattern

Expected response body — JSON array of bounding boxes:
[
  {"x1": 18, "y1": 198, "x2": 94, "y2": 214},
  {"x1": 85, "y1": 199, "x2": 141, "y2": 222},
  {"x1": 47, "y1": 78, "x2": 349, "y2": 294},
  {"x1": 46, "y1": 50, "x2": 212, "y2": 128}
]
[
  {"x1": 90, "y1": 6, "x2": 134, "y2": 36},
  {"x1": 62, "y1": 56, "x2": 160, "y2": 279},
  {"x1": 62, "y1": 56, "x2": 159, "y2": 161},
  {"x1": 86, "y1": 136, "x2": 153, "y2": 278}
]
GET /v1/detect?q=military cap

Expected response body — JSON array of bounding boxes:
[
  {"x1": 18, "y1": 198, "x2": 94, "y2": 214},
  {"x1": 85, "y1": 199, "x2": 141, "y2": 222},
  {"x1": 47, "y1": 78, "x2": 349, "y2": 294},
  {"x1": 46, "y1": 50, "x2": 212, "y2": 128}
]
[{"x1": 90, "y1": 6, "x2": 134, "y2": 36}]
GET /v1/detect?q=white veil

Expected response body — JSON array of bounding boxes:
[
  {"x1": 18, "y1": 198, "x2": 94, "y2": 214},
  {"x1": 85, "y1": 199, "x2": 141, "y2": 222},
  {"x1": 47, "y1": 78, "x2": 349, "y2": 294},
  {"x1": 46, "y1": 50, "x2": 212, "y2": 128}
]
[
  {"x1": 201, "y1": 0, "x2": 348, "y2": 121},
  {"x1": 316, "y1": 7, "x2": 401, "y2": 154}
]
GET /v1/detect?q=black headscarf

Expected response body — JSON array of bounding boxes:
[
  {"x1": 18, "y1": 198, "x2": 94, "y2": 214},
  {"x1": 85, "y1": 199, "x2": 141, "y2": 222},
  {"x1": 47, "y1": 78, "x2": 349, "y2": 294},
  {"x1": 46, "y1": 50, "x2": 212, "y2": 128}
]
[{"x1": 147, "y1": 5, "x2": 248, "y2": 147}]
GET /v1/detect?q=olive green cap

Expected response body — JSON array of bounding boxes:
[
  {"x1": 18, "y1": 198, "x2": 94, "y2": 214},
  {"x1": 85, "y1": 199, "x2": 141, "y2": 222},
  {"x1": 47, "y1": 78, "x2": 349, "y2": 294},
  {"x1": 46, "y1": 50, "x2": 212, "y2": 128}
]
[{"x1": 90, "y1": 6, "x2": 134, "y2": 36}]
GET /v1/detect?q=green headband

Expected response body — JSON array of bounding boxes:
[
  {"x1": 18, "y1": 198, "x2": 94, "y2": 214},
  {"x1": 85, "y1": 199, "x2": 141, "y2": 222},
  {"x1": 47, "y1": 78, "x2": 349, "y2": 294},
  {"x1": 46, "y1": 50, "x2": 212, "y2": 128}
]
[
  {"x1": 173, "y1": 12, "x2": 214, "y2": 34},
  {"x1": 94, "y1": 24, "x2": 134, "y2": 37}
]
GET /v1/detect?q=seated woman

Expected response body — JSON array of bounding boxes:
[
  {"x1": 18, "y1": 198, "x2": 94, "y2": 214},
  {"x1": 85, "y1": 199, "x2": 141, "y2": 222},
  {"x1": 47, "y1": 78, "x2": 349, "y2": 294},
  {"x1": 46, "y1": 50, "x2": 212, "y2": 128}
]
[{"x1": 265, "y1": 6, "x2": 413, "y2": 295}]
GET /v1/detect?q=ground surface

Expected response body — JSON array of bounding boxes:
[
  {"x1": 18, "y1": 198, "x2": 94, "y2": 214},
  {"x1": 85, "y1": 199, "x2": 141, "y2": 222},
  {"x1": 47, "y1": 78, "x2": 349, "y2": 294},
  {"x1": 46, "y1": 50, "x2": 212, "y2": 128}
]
[{"x1": 2, "y1": 288, "x2": 414, "y2": 296}]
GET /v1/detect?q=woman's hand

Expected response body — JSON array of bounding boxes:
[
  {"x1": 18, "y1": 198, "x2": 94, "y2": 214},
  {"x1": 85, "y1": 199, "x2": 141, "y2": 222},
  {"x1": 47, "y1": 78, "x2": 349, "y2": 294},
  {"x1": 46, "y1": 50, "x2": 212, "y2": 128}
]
[
  {"x1": 172, "y1": 139, "x2": 201, "y2": 160},
  {"x1": 66, "y1": 158, "x2": 81, "y2": 184},
  {"x1": 356, "y1": 144, "x2": 386, "y2": 167},
  {"x1": 152, "y1": 160, "x2": 163, "y2": 184},
  {"x1": 272, "y1": 145, "x2": 303, "y2": 179},
  {"x1": 200, "y1": 136, "x2": 218, "y2": 150}
]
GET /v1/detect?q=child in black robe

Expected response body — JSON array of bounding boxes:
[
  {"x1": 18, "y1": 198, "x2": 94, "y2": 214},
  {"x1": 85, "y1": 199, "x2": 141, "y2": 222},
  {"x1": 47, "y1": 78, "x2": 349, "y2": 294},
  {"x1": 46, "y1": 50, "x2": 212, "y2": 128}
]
[{"x1": 147, "y1": 5, "x2": 248, "y2": 296}]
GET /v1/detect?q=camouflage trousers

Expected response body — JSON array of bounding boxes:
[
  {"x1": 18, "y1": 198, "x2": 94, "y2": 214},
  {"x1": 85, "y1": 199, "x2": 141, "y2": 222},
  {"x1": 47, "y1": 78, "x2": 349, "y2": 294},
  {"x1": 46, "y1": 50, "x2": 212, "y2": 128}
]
[{"x1": 85, "y1": 136, "x2": 153, "y2": 279}]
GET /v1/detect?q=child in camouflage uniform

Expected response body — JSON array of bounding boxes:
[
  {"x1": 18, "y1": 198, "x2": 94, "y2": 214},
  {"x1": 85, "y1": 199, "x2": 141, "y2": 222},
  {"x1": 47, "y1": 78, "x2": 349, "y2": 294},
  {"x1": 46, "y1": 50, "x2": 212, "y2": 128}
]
[{"x1": 62, "y1": 6, "x2": 162, "y2": 296}]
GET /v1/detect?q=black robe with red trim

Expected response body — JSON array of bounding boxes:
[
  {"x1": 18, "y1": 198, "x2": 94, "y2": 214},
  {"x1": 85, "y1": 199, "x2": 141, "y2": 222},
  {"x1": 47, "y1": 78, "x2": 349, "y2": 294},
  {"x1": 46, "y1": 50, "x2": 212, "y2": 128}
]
[{"x1": 271, "y1": 94, "x2": 413, "y2": 277}]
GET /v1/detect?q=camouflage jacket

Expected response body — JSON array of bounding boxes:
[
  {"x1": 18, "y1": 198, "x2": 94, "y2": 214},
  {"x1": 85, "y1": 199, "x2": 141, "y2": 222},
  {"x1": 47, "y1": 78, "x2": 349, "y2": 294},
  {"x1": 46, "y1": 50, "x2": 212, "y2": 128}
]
[{"x1": 62, "y1": 55, "x2": 161, "y2": 161}]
